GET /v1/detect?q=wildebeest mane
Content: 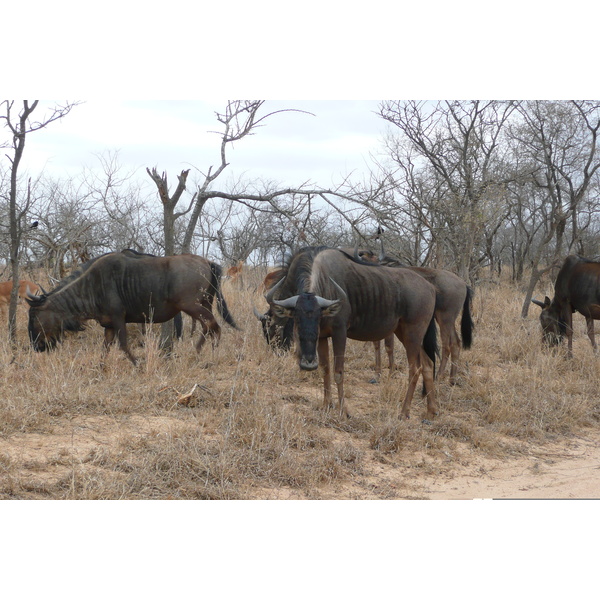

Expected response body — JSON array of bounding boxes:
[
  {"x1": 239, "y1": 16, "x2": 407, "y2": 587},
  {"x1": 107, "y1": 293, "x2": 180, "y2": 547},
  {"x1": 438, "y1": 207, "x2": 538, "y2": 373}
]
[
  {"x1": 46, "y1": 253, "x2": 110, "y2": 297},
  {"x1": 276, "y1": 246, "x2": 332, "y2": 296}
]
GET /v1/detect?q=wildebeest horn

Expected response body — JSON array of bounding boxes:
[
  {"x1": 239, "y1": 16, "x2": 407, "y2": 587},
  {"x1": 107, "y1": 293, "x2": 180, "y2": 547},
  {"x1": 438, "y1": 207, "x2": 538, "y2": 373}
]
[
  {"x1": 315, "y1": 296, "x2": 340, "y2": 308},
  {"x1": 273, "y1": 295, "x2": 299, "y2": 309},
  {"x1": 531, "y1": 298, "x2": 545, "y2": 308},
  {"x1": 253, "y1": 306, "x2": 268, "y2": 321},
  {"x1": 264, "y1": 275, "x2": 285, "y2": 304},
  {"x1": 26, "y1": 289, "x2": 39, "y2": 301},
  {"x1": 329, "y1": 277, "x2": 347, "y2": 301}
]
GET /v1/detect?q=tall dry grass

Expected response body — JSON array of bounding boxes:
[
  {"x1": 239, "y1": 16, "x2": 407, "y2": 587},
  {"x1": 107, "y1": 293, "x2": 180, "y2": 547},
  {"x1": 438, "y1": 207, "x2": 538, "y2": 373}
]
[{"x1": 1, "y1": 269, "x2": 600, "y2": 499}]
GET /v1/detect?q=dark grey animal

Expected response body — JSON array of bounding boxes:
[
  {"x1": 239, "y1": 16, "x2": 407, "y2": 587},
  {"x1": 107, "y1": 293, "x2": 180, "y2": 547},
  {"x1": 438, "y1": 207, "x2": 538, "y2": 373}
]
[
  {"x1": 353, "y1": 247, "x2": 473, "y2": 384},
  {"x1": 265, "y1": 247, "x2": 439, "y2": 420},
  {"x1": 26, "y1": 252, "x2": 237, "y2": 364},
  {"x1": 532, "y1": 255, "x2": 600, "y2": 357},
  {"x1": 121, "y1": 249, "x2": 183, "y2": 339}
]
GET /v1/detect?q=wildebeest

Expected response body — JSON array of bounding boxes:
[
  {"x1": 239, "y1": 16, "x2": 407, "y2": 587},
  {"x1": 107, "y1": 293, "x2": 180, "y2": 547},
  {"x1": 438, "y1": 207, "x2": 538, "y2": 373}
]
[
  {"x1": 121, "y1": 249, "x2": 183, "y2": 339},
  {"x1": 26, "y1": 252, "x2": 237, "y2": 364},
  {"x1": 256, "y1": 263, "x2": 392, "y2": 381},
  {"x1": 532, "y1": 255, "x2": 600, "y2": 357},
  {"x1": 265, "y1": 246, "x2": 438, "y2": 420},
  {"x1": 0, "y1": 279, "x2": 42, "y2": 320},
  {"x1": 352, "y1": 247, "x2": 474, "y2": 385},
  {"x1": 254, "y1": 268, "x2": 295, "y2": 351}
]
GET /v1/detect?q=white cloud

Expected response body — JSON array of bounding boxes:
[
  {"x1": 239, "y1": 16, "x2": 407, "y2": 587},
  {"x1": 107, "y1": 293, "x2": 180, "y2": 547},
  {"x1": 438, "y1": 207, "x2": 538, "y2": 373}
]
[{"x1": 19, "y1": 100, "x2": 385, "y2": 189}]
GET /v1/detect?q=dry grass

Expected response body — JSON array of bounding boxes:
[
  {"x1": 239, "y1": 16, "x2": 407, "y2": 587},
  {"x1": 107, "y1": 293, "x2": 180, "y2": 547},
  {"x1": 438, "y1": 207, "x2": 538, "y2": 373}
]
[{"x1": 1, "y1": 270, "x2": 600, "y2": 499}]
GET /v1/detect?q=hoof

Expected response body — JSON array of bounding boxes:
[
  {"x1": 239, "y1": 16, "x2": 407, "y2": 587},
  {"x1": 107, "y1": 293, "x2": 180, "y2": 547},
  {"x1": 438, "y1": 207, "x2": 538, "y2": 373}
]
[
  {"x1": 369, "y1": 377, "x2": 379, "y2": 384},
  {"x1": 422, "y1": 418, "x2": 433, "y2": 425}
]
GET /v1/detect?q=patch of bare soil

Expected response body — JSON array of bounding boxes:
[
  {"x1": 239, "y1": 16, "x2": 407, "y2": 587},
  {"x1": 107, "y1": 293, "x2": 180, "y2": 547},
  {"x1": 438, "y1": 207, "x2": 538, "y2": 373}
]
[{"x1": 3, "y1": 409, "x2": 598, "y2": 500}]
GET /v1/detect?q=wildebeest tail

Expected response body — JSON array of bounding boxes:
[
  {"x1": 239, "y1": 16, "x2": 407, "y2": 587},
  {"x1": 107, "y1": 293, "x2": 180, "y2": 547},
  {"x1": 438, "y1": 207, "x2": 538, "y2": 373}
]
[
  {"x1": 210, "y1": 262, "x2": 239, "y2": 329},
  {"x1": 424, "y1": 315, "x2": 438, "y2": 368},
  {"x1": 461, "y1": 286, "x2": 474, "y2": 350},
  {"x1": 422, "y1": 314, "x2": 438, "y2": 396}
]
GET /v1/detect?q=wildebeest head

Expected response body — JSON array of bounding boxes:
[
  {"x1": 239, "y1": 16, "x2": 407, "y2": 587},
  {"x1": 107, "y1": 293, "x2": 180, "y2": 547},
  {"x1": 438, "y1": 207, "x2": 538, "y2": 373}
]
[
  {"x1": 253, "y1": 306, "x2": 294, "y2": 351},
  {"x1": 271, "y1": 291, "x2": 342, "y2": 371},
  {"x1": 26, "y1": 292, "x2": 85, "y2": 352},
  {"x1": 532, "y1": 296, "x2": 566, "y2": 346}
]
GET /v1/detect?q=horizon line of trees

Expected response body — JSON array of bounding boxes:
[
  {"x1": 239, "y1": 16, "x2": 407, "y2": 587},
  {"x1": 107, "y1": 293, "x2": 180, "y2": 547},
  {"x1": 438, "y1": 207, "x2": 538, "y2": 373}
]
[{"x1": 3, "y1": 99, "x2": 600, "y2": 342}]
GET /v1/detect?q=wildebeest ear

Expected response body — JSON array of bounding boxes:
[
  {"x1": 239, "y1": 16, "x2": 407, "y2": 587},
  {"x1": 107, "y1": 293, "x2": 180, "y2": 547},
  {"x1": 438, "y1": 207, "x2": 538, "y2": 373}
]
[
  {"x1": 272, "y1": 304, "x2": 294, "y2": 319},
  {"x1": 321, "y1": 300, "x2": 342, "y2": 317},
  {"x1": 544, "y1": 296, "x2": 551, "y2": 306}
]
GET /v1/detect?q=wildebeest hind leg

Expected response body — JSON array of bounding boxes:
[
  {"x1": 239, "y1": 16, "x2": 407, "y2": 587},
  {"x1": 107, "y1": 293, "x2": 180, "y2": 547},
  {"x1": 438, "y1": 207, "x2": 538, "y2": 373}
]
[
  {"x1": 398, "y1": 336, "x2": 422, "y2": 420},
  {"x1": 420, "y1": 348, "x2": 438, "y2": 420},
  {"x1": 448, "y1": 327, "x2": 461, "y2": 384}
]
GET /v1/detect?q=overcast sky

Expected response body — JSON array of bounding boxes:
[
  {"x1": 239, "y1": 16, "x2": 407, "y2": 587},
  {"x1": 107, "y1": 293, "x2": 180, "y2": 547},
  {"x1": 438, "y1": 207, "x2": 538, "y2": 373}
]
[{"x1": 21, "y1": 100, "x2": 388, "y2": 194}]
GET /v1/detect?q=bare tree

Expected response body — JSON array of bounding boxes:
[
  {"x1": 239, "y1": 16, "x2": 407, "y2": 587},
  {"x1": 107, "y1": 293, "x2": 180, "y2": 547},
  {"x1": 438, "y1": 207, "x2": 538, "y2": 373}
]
[
  {"x1": 510, "y1": 101, "x2": 600, "y2": 316},
  {"x1": 377, "y1": 100, "x2": 517, "y2": 281},
  {"x1": 0, "y1": 100, "x2": 79, "y2": 348}
]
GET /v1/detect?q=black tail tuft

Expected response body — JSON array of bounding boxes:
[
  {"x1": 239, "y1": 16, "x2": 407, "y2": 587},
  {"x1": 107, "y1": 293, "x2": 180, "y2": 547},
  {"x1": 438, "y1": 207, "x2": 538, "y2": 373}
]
[
  {"x1": 210, "y1": 262, "x2": 239, "y2": 330},
  {"x1": 461, "y1": 287, "x2": 474, "y2": 350},
  {"x1": 422, "y1": 315, "x2": 438, "y2": 396}
]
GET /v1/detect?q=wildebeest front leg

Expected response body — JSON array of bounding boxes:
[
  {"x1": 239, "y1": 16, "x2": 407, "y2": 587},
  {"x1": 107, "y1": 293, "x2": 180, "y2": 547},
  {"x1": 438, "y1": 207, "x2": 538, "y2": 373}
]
[
  {"x1": 565, "y1": 310, "x2": 574, "y2": 359},
  {"x1": 317, "y1": 337, "x2": 333, "y2": 411},
  {"x1": 101, "y1": 327, "x2": 115, "y2": 366},
  {"x1": 331, "y1": 334, "x2": 349, "y2": 418},
  {"x1": 102, "y1": 327, "x2": 137, "y2": 366},
  {"x1": 372, "y1": 340, "x2": 382, "y2": 383},
  {"x1": 585, "y1": 317, "x2": 597, "y2": 352},
  {"x1": 117, "y1": 326, "x2": 137, "y2": 365}
]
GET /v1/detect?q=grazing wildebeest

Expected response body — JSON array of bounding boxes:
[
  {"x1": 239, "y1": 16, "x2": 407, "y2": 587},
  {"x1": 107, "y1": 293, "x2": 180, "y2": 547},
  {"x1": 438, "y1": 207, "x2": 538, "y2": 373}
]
[
  {"x1": 26, "y1": 252, "x2": 237, "y2": 364},
  {"x1": 121, "y1": 249, "x2": 183, "y2": 339},
  {"x1": 351, "y1": 247, "x2": 474, "y2": 385},
  {"x1": 265, "y1": 247, "x2": 438, "y2": 420},
  {"x1": 532, "y1": 255, "x2": 600, "y2": 358},
  {"x1": 254, "y1": 268, "x2": 295, "y2": 351}
]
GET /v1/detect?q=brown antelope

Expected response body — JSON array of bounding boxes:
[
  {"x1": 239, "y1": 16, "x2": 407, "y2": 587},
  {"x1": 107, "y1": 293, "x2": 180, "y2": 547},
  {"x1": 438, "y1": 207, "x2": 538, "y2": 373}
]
[{"x1": 0, "y1": 279, "x2": 42, "y2": 319}]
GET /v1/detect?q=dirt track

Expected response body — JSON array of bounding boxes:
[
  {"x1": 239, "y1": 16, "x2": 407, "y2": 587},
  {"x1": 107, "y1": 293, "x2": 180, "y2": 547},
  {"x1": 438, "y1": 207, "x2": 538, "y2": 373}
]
[{"x1": 3, "y1": 412, "x2": 599, "y2": 499}]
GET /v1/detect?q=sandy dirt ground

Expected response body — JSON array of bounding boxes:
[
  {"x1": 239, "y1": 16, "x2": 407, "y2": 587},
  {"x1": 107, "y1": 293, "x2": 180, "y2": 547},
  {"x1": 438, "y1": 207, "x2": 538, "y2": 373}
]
[{"x1": 2, "y1": 412, "x2": 599, "y2": 499}]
